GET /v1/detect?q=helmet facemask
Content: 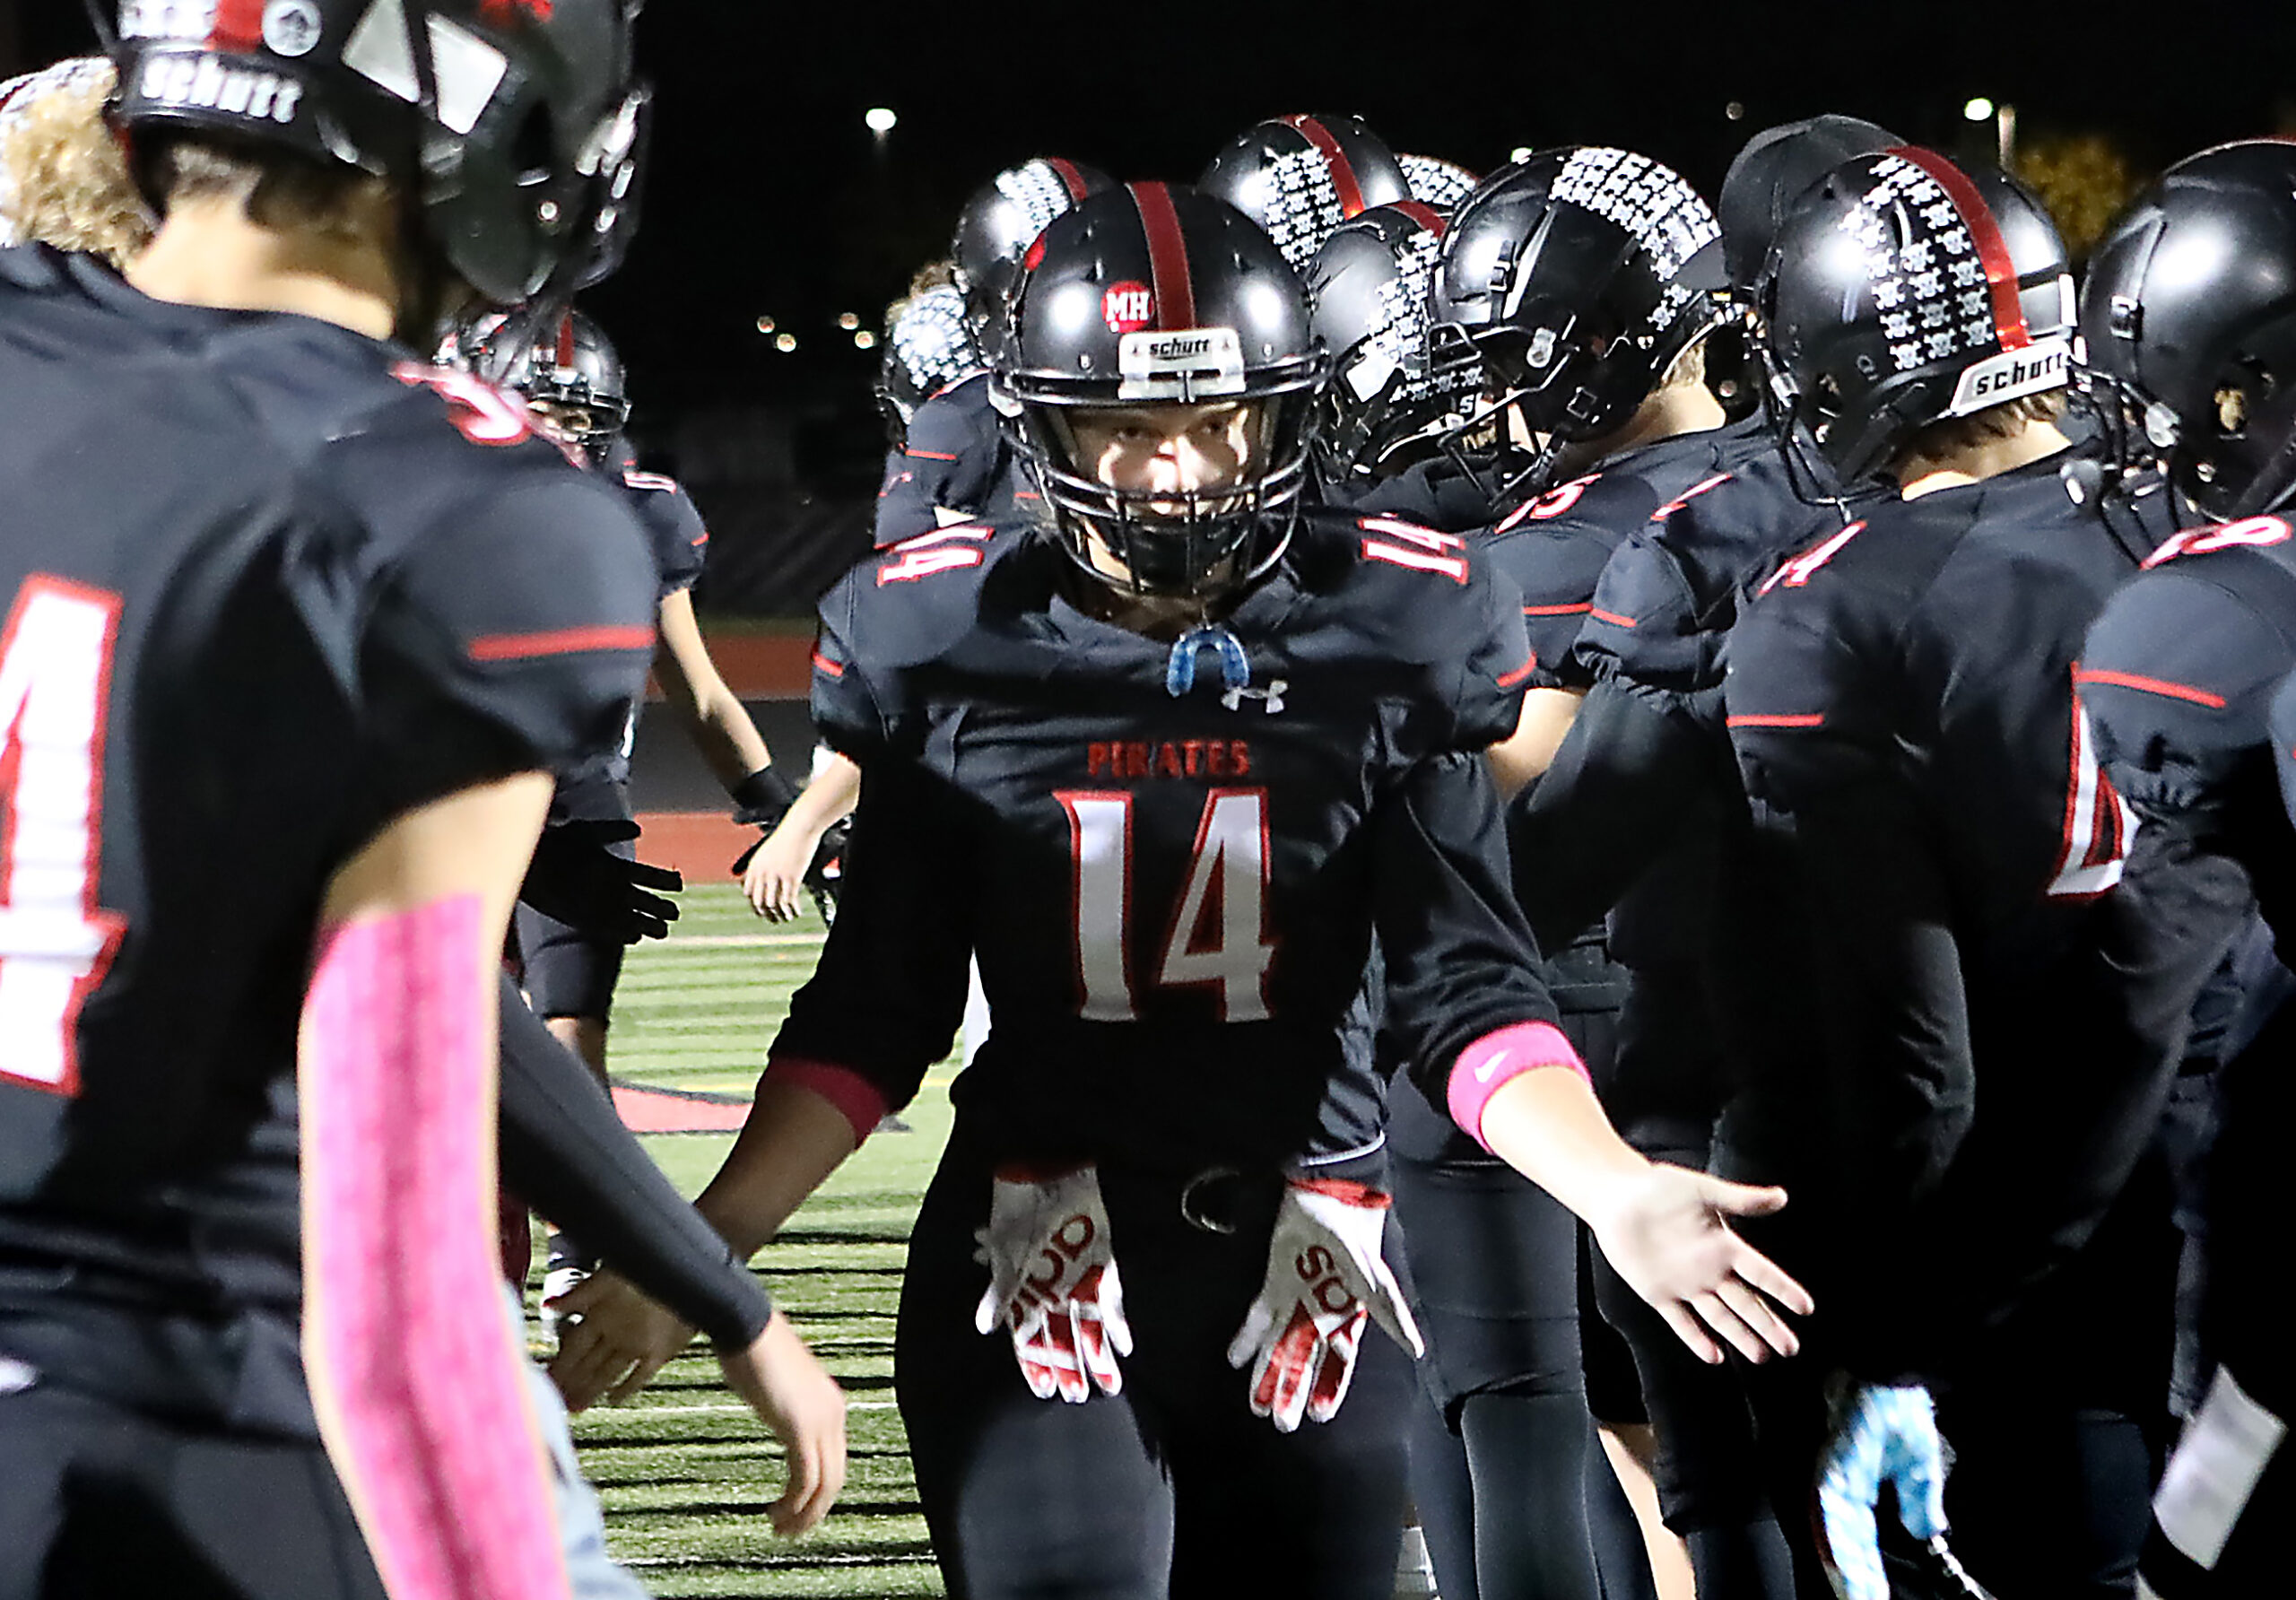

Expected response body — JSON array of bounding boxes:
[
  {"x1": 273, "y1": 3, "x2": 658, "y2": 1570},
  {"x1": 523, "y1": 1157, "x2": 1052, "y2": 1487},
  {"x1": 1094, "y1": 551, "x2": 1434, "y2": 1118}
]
[{"x1": 1015, "y1": 384, "x2": 1318, "y2": 600}]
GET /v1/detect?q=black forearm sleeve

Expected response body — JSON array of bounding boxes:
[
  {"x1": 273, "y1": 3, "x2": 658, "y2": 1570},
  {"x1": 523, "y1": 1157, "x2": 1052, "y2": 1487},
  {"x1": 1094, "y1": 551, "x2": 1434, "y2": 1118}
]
[
  {"x1": 1509, "y1": 680, "x2": 1715, "y2": 955},
  {"x1": 1377, "y1": 753, "x2": 1563, "y2": 1117},
  {"x1": 496, "y1": 973, "x2": 772, "y2": 1350}
]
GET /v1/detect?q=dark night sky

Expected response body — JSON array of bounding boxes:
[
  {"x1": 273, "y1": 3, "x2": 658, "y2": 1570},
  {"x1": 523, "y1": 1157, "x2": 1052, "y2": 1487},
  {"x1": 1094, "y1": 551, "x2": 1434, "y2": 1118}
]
[{"x1": 19, "y1": 5, "x2": 2296, "y2": 417}]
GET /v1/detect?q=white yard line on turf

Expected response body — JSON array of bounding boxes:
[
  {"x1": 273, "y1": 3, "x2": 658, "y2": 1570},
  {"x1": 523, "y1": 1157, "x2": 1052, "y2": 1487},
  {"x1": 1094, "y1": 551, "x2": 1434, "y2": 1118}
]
[{"x1": 594, "y1": 1399, "x2": 901, "y2": 1414}]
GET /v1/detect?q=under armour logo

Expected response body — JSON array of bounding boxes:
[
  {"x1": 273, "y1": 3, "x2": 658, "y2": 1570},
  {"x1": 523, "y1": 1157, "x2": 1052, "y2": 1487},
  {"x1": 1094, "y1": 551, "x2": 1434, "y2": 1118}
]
[{"x1": 1222, "y1": 678, "x2": 1288, "y2": 715}]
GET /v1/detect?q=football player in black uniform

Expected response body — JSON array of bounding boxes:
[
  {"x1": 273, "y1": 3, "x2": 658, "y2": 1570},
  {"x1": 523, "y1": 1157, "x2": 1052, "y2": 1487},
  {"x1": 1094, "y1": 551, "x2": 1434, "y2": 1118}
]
[
  {"x1": 0, "y1": 6, "x2": 846, "y2": 1595},
  {"x1": 1309, "y1": 195, "x2": 1664, "y2": 1600},
  {"x1": 556, "y1": 179, "x2": 1811, "y2": 1600},
  {"x1": 1485, "y1": 123, "x2": 1907, "y2": 1600},
  {"x1": 1727, "y1": 147, "x2": 2246, "y2": 1599},
  {"x1": 462, "y1": 306, "x2": 803, "y2": 1309},
  {"x1": 1416, "y1": 143, "x2": 1848, "y2": 1600},
  {"x1": 0, "y1": 46, "x2": 828, "y2": 1442},
  {"x1": 778, "y1": 160, "x2": 1118, "y2": 936},
  {"x1": 874, "y1": 158, "x2": 1115, "y2": 550},
  {"x1": 2073, "y1": 141, "x2": 2296, "y2": 1598}
]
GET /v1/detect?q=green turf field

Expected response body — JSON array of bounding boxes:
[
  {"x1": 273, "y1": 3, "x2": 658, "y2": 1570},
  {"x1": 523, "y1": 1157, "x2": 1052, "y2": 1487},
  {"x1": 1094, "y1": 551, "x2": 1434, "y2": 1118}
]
[{"x1": 552, "y1": 883, "x2": 955, "y2": 1598}]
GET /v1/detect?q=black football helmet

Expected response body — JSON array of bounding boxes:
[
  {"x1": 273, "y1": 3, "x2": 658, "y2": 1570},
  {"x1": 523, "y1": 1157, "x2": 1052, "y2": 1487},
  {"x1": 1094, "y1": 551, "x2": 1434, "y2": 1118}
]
[
  {"x1": 1718, "y1": 115, "x2": 1903, "y2": 296},
  {"x1": 521, "y1": 309, "x2": 629, "y2": 440},
  {"x1": 1306, "y1": 201, "x2": 1475, "y2": 484},
  {"x1": 998, "y1": 182, "x2": 1323, "y2": 598},
  {"x1": 1431, "y1": 147, "x2": 1728, "y2": 468},
  {"x1": 455, "y1": 306, "x2": 627, "y2": 457},
  {"x1": 1199, "y1": 113, "x2": 1410, "y2": 274},
  {"x1": 877, "y1": 283, "x2": 985, "y2": 445},
  {"x1": 1763, "y1": 147, "x2": 2073, "y2": 481},
  {"x1": 2081, "y1": 141, "x2": 2296, "y2": 521},
  {"x1": 103, "y1": 0, "x2": 648, "y2": 312},
  {"x1": 951, "y1": 157, "x2": 1115, "y2": 341}
]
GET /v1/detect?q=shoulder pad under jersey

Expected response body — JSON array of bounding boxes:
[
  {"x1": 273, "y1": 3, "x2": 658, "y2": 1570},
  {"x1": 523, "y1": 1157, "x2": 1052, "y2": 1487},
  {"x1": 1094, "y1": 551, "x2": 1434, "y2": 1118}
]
[{"x1": 1289, "y1": 508, "x2": 1534, "y2": 749}]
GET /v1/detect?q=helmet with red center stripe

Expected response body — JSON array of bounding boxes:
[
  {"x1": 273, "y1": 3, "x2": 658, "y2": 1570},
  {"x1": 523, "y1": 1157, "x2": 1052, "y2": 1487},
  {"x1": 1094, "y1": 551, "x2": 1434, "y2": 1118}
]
[
  {"x1": 997, "y1": 182, "x2": 1325, "y2": 598},
  {"x1": 1761, "y1": 146, "x2": 2072, "y2": 480},
  {"x1": 951, "y1": 156, "x2": 1115, "y2": 347},
  {"x1": 1199, "y1": 113, "x2": 1410, "y2": 274},
  {"x1": 1306, "y1": 201, "x2": 1475, "y2": 484},
  {"x1": 101, "y1": 0, "x2": 648, "y2": 309}
]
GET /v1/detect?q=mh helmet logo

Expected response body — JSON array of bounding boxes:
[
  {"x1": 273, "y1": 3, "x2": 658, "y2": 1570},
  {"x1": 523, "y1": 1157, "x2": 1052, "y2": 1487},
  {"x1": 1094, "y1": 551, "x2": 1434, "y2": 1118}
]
[{"x1": 1102, "y1": 282, "x2": 1155, "y2": 334}]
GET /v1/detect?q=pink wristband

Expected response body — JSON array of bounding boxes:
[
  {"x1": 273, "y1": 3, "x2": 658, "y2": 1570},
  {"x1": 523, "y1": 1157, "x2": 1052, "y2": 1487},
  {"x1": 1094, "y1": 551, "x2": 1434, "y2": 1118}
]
[
  {"x1": 764, "y1": 1056, "x2": 891, "y2": 1146},
  {"x1": 1446, "y1": 1022, "x2": 1589, "y2": 1152}
]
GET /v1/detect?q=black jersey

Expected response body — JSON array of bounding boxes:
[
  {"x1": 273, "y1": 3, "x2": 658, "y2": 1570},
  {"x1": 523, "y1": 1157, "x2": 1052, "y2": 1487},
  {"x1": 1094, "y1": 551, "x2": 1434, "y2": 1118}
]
[
  {"x1": 1349, "y1": 450, "x2": 1512, "y2": 534},
  {"x1": 1726, "y1": 451, "x2": 2242, "y2": 1374},
  {"x1": 1501, "y1": 418, "x2": 1848, "y2": 957},
  {"x1": 605, "y1": 434, "x2": 708, "y2": 600},
  {"x1": 1478, "y1": 430, "x2": 1747, "y2": 694},
  {"x1": 775, "y1": 509, "x2": 1554, "y2": 1173},
  {"x1": 2082, "y1": 510, "x2": 2296, "y2": 927},
  {"x1": 873, "y1": 371, "x2": 1013, "y2": 548},
  {"x1": 2085, "y1": 517, "x2": 2296, "y2": 1443},
  {"x1": 0, "y1": 246, "x2": 657, "y2": 1431},
  {"x1": 549, "y1": 439, "x2": 706, "y2": 796}
]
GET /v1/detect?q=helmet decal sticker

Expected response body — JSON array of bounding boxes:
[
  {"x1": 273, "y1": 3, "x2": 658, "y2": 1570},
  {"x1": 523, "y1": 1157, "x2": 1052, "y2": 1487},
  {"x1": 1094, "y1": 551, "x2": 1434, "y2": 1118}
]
[
  {"x1": 1399, "y1": 155, "x2": 1477, "y2": 211},
  {"x1": 890, "y1": 287, "x2": 979, "y2": 396},
  {"x1": 1258, "y1": 146, "x2": 1349, "y2": 270},
  {"x1": 1282, "y1": 115, "x2": 1367, "y2": 216},
  {"x1": 120, "y1": 1, "x2": 222, "y2": 40},
  {"x1": 1888, "y1": 146, "x2": 2032, "y2": 350},
  {"x1": 261, "y1": 0, "x2": 324, "y2": 56},
  {"x1": 996, "y1": 161, "x2": 1084, "y2": 243},
  {"x1": 1102, "y1": 281, "x2": 1156, "y2": 335},
  {"x1": 1549, "y1": 148, "x2": 1721, "y2": 329}
]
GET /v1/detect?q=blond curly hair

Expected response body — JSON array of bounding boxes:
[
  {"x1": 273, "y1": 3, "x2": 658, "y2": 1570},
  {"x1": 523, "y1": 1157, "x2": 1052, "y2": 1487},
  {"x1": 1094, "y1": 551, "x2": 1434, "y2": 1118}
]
[{"x1": 0, "y1": 58, "x2": 152, "y2": 270}]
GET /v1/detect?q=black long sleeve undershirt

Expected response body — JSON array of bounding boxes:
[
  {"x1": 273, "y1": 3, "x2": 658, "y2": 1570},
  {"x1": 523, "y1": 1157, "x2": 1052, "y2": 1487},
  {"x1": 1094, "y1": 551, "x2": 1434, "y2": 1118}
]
[{"x1": 495, "y1": 973, "x2": 771, "y2": 1351}]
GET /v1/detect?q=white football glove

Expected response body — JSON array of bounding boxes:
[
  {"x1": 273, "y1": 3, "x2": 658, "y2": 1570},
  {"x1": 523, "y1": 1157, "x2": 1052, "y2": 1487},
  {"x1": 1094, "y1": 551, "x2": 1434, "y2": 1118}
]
[
  {"x1": 973, "y1": 1163, "x2": 1132, "y2": 1402},
  {"x1": 1226, "y1": 1178, "x2": 1425, "y2": 1432}
]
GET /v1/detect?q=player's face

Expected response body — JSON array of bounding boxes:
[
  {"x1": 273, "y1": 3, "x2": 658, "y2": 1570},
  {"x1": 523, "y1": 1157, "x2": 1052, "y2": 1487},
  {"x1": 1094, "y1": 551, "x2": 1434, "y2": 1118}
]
[
  {"x1": 1066, "y1": 401, "x2": 1260, "y2": 506},
  {"x1": 527, "y1": 398, "x2": 604, "y2": 440}
]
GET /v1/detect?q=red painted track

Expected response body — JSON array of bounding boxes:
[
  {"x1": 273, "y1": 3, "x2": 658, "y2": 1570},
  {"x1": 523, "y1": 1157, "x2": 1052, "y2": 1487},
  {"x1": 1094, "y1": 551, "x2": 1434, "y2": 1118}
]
[
  {"x1": 646, "y1": 630, "x2": 813, "y2": 701},
  {"x1": 610, "y1": 1083, "x2": 752, "y2": 1133},
  {"x1": 633, "y1": 810, "x2": 758, "y2": 880}
]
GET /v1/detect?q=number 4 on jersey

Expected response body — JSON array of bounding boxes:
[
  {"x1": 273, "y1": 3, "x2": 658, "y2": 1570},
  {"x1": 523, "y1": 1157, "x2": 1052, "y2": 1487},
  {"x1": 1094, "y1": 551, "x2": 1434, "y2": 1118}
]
[
  {"x1": 2048, "y1": 684, "x2": 2137, "y2": 900},
  {"x1": 1059, "y1": 789, "x2": 1275, "y2": 1022},
  {"x1": 0, "y1": 578, "x2": 127, "y2": 1094}
]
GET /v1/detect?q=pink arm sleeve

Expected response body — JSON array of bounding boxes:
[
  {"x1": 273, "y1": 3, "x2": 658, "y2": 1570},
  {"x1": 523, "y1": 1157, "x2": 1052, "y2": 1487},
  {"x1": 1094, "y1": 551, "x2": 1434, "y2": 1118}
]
[
  {"x1": 301, "y1": 894, "x2": 570, "y2": 1600},
  {"x1": 1446, "y1": 1021, "x2": 1589, "y2": 1153}
]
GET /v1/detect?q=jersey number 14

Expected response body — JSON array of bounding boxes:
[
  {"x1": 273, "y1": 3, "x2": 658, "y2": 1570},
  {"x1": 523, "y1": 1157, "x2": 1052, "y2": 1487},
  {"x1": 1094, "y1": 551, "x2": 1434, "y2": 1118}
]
[
  {"x1": 0, "y1": 578, "x2": 126, "y2": 1096},
  {"x1": 1057, "y1": 789, "x2": 1275, "y2": 1022}
]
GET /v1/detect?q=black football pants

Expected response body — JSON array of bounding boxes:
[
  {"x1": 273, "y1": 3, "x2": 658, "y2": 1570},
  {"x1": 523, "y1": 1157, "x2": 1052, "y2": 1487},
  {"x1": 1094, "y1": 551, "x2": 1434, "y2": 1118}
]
[
  {"x1": 896, "y1": 1127, "x2": 1413, "y2": 1600},
  {"x1": 0, "y1": 1378, "x2": 386, "y2": 1600}
]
